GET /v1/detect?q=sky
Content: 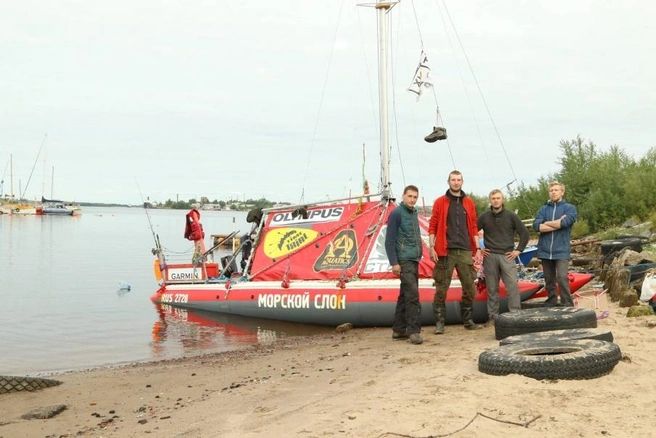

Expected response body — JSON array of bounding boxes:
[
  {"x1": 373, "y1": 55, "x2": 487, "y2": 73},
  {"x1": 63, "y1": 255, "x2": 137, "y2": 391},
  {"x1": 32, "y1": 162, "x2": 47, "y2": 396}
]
[{"x1": 1, "y1": 0, "x2": 655, "y2": 206}]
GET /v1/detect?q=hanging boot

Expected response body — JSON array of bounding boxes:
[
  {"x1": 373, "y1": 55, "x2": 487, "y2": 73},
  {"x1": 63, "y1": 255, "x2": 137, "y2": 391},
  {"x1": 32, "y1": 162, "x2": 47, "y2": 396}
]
[
  {"x1": 461, "y1": 305, "x2": 482, "y2": 330},
  {"x1": 433, "y1": 304, "x2": 446, "y2": 334}
]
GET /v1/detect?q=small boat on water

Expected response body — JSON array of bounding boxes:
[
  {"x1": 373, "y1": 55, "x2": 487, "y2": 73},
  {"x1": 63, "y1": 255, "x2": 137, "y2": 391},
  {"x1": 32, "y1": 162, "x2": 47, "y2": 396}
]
[
  {"x1": 42, "y1": 203, "x2": 75, "y2": 215},
  {"x1": 0, "y1": 202, "x2": 42, "y2": 215},
  {"x1": 40, "y1": 197, "x2": 81, "y2": 216},
  {"x1": 149, "y1": 2, "x2": 594, "y2": 327}
]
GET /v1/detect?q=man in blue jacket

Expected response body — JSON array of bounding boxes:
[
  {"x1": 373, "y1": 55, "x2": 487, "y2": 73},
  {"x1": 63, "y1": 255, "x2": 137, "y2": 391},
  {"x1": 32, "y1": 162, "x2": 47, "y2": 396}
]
[
  {"x1": 385, "y1": 185, "x2": 424, "y2": 345},
  {"x1": 533, "y1": 182, "x2": 577, "y2": 306}
]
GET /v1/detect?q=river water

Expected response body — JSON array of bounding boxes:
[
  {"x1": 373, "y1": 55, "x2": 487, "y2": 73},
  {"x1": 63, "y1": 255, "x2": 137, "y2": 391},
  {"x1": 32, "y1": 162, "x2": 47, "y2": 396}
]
[{"x1": 0, "y1": 206, "x2": 330, "y2": 376}]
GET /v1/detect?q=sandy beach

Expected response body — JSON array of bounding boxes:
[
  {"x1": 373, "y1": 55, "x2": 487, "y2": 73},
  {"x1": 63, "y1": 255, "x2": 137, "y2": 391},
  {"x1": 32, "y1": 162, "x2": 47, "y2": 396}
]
[{"x1": 2, "y1": 298, "x2": 655, "y2": 438}]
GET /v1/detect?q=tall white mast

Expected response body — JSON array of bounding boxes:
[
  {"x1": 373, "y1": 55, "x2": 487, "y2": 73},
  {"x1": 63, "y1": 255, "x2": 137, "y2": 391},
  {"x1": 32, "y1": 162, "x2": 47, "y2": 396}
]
[
  {"x1": 10, "y1": 153, "x2": 13, "y2": 199},
  {"x1": 376, "y1": 1, "x2": 394, "y2": 199},
  {"x1": 359, "y1": 1, "x2": 396, "y2": 199}
]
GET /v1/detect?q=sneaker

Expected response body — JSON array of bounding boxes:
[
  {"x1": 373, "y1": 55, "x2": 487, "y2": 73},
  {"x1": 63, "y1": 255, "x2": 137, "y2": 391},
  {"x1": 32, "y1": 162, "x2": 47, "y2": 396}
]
[
  {"x1": 424, "y1": 126, "x2": 447, "y2": 143},
  {"x1": 392, "y1": 331, "x2": 409, "y2": 340},
  {"x1": 408, "y1": 333, "x2": 423, "y2": 345}
]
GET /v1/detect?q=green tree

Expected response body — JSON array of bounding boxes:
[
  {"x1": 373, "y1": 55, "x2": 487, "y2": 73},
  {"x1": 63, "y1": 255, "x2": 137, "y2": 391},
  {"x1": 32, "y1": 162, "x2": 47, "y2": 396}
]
[{"x1": 508, "y1": 136, "x2": 656, "y2": 234}]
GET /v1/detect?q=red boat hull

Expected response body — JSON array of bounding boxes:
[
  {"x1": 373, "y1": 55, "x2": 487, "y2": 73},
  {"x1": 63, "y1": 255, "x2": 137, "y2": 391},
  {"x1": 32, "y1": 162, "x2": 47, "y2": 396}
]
[{"x1": 150, "y1": 273, "x2": 593, "y2": 327}]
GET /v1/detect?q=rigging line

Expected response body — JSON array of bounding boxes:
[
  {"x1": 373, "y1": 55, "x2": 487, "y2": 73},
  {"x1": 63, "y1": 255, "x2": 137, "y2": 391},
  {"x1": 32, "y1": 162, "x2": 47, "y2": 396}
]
[
  {"x1": 20, "y1": 133, "x2": 47, "y2": 200},
  {"x1": 428, "y1": 87, "x2": 457, "y2": 169},
  {"x1": 355, "y1": 5, "x2": 378, "y2": 197},
  {"x1": 409, "y1": 0, "x2": 425, "y2": 49},
  {"x1": 355, "y1": 6, "x2": 379, "y2": 143},
  {"x1": 432, "y1": 1, "x2": 489, "y2": 175},
  {"x1": 440, "y1": 0, "x2": 520, "y2": 187},
  {"x1": 393, "y1": 5, "x2": 431, "y2": 194},
  {"x1": 389, "y1": 8, "x2": 406, "y2": 194},
  {"x1": 0, "y1": 158, "x2": 8, "y2": 196},
  {"x1": 299, "y1": 0, "x2": 347, "y2": 205}
]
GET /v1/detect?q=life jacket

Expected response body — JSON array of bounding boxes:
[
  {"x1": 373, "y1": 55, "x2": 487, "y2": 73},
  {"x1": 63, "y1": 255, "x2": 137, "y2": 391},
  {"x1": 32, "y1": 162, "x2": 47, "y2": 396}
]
[{"x1": 184, "y1": 208, "x2": 205, "y2": 241}]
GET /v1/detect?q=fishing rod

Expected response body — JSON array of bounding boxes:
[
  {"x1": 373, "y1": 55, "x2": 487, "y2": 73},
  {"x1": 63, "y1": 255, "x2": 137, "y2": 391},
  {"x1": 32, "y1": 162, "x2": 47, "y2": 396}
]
[{"x1": 135, "y1": 178, "x2": 163, "y2": 258}]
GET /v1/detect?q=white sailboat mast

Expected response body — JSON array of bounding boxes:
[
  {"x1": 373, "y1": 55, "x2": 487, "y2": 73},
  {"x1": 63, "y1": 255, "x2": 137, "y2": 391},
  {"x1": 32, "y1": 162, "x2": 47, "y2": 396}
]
[
  {"x1": 376, "y1": 1, "x2": 392, "y2": 199},
  {"x1": 10, "y1": 153, "x2": 13, "y2": 199}
]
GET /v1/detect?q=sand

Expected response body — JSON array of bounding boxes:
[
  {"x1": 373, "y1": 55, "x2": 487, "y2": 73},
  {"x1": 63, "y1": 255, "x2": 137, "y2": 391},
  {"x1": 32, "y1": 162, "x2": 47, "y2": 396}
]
[{"x1": 2, "y1": 299, "x2": 656, "y2": 438}]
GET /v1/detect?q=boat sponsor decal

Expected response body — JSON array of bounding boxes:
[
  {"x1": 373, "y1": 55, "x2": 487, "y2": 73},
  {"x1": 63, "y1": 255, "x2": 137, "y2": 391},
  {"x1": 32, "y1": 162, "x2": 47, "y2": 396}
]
[
  {"x1": 166, "y1": 267, "x2": 204, "y2": 281},
  {"x1": 258, "y1": 292, "x2": 346, "y2": 310},
  {"x1": 263, "y1": 227, "x2": 318, "y2": 258},
  {"x1": 160, "y1": 293, "x2": 189, "y2": 304},
  {"x1": 313, "y1": 229, "x2": 358, "y2": 271},
  {"x1": 363, "y1": 226, "x2": 391, "y2": 274},
  {"x1": 269, "y1": 206, "x2": 344, "y2": 227}
]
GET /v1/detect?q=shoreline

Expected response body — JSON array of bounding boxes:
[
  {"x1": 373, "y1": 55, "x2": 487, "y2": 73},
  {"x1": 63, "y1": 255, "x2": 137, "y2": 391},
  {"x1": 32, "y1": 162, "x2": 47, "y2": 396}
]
[{"x1": 2, "y1": 302, "x2": 656, "y2": 438}]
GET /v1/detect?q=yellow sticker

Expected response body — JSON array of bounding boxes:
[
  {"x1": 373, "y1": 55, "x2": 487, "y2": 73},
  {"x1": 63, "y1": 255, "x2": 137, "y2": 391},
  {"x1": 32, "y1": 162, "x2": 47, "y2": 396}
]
[{"x1": 263, "y1": 228, "x2": 319, "y2": 258}]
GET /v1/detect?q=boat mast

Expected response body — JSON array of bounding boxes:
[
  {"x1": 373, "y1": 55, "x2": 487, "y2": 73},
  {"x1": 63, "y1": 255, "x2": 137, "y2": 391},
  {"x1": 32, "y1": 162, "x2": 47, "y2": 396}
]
[
  {"x1": 375, "y1": 1, "x2": 394, "y2": 199},
  {"x1": 10, "y1": 153, "x2": 13, "y2": 199}
]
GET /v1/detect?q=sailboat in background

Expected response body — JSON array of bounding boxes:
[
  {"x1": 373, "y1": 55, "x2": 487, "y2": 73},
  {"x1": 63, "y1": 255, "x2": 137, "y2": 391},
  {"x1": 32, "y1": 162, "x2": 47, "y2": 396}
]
[
  {"x1": 41, "y1": 165, "x2": 81, "y2": 216},
  {"x1": 0, "y1": 153, "x2": 42, "y2": 215},
  {"x1": 148, "y1": 1, "x2": 594, "y2": 327}
]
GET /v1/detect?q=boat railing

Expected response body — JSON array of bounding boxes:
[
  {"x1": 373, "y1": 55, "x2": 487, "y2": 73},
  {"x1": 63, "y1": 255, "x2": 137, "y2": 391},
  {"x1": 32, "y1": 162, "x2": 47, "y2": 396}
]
[{"x1": 260, "y1": 191, "x2": 386, "y2": 214}]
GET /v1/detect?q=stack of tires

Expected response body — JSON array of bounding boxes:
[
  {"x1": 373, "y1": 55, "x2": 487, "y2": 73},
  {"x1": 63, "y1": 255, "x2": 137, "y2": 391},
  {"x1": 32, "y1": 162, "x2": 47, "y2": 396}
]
[{"x1": 478, "y1": 308, "x2": 622, "y2": 380}]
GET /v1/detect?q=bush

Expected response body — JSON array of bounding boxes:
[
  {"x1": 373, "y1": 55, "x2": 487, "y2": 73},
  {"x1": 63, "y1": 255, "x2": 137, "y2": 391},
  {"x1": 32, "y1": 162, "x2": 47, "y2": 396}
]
[
  {"x1": 649, "y1": 211, "x2": 656, "y2": 231},
  {"x1": 572, "y1": 220, "x2": 590, "y2": 239}
]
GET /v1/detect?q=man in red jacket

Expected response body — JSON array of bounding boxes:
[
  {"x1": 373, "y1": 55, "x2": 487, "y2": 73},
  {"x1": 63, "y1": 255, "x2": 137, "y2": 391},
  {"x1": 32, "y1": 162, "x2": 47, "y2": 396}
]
[{"x1": 428, "y1": 170, "x2": 483, "y2": 334}]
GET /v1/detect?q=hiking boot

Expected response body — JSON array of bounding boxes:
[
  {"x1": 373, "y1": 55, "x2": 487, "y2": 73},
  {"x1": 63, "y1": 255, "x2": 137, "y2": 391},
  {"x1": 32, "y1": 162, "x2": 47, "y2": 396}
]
[
  {"x1": 392, "y1": 331, "x2": 409, "y2": 340},
  {"x1": 433, "y1": 303, "x2": 446, "y2": 334},
  {"x1": 408, "y1": 333, "x2": 423, "y2": 345},
  {"x1": 424, "y1": 126, "x2": 447, "y2": 143},
  {"x1": 462, "y1": 305, "x2": 483, "y2": 330},
  {"x1": 544, "y1": 296, "x2": 559, "y2": 307}
]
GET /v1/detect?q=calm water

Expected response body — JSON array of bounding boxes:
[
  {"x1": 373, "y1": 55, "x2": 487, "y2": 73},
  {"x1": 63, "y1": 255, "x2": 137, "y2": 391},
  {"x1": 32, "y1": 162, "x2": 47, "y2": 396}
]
[{"x1": 0, "y1": 207, "x2": 330, "y2": 376}]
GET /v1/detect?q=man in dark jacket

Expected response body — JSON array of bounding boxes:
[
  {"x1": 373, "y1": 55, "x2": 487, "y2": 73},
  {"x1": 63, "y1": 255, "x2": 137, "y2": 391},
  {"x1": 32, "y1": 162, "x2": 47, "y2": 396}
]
[
  {"x1": 385, "y1": 185, "x2": 424, "y2": 345},
  {"x1": 477, "y1": 189, "x2": 529, "y2": 324},
  {"x1": 533, "y1": 181, "x2": 577, "y2": 306}
]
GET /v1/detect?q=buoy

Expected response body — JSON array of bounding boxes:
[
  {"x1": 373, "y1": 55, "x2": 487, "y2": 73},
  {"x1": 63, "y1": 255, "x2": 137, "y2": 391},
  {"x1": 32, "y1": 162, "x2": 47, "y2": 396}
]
[{"x1": 153, "y1": 259, "x2": 163, "y2": 282}]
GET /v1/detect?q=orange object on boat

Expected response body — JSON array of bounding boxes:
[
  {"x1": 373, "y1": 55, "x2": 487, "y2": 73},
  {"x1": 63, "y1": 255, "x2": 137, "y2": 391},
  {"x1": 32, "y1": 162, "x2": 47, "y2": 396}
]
[{"x1": 153, "y1": 259, "x2": 163, "y2": 282}]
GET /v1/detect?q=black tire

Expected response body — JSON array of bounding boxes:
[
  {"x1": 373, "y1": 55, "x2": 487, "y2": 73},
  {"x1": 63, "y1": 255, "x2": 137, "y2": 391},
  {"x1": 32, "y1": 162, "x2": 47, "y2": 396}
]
[
  {"x1": 494, "y1": 307, "x2": 597, "y2": 340},
  {"x1": 521, "y1": 299, "x2": 550, "y2": 309},
  {"x1": 478, "y1": 339, "x2": 622, "y2": 380},
  {"x1": 499, "y1": 328, "x2": 613, "y2": 346},
  {"x1": 0, "y1": 375, "x2": 63, "y2": 394}
]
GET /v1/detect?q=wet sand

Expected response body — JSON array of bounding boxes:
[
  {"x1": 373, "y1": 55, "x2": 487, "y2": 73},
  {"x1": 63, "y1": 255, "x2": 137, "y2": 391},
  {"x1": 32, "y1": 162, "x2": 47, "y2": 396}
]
[{"x1": 1, "y1": 298, "x2": 655, "y2": 438}]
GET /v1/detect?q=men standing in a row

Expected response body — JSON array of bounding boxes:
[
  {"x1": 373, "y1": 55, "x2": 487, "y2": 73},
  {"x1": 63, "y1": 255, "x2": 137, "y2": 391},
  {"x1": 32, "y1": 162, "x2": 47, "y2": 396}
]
[
  {"x1": 533, "y1": 181, "x2": 577, "y2": 306},
  {"x1": 477, "y1": 189, "x2": 529, "y2": 325},
  {"x1": 429, "y1": 170, "x2": 482, "y2": 334}
]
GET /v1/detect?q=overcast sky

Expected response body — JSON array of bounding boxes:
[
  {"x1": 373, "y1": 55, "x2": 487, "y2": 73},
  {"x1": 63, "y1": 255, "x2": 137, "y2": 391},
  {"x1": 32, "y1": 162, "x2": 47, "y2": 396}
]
[{"x1": 1, "y1": 0, "x2": 654, "y2": 206}]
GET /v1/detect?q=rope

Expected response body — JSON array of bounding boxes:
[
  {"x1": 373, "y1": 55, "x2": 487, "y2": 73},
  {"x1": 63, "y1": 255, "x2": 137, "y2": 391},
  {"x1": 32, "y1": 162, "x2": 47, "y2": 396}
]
[{"x1": 298, "y1": 0, "x2": 347, "y2": 205}]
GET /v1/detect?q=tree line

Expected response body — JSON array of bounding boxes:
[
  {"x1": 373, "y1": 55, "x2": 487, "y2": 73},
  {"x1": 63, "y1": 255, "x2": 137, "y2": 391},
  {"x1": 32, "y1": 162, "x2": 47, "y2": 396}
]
[
  {"x1": 472, "y1": 135, "x2": 656, "y2": 236},
  {"x1": 159, "y1": 197, "x2": 283, "y2": 211}
]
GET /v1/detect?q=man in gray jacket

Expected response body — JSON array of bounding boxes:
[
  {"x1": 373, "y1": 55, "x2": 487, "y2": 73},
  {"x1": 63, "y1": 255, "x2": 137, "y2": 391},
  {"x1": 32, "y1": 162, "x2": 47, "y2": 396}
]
[
  {"x1": 533, "y1": 181, "x2": 577, "y2": 306},
  {"x1": 477, "y1": 189, "x2": 529, "y2": 324}
]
